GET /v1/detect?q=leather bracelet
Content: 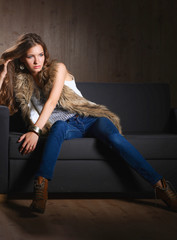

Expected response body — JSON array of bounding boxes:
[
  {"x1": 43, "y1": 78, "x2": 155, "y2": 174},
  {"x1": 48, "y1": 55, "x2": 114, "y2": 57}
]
[{"x1": 29, "y1": 125, "x2": 42, "y2": 136}]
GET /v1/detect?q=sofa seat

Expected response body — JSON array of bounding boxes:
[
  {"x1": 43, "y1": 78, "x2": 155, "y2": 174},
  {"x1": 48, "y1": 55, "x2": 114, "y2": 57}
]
[
  {"x1": 9, "y1": 132, "x2": 177, "y2": 160},
  {"x1": 8, "y1": 132, "x2": 177, "y2": 196}
]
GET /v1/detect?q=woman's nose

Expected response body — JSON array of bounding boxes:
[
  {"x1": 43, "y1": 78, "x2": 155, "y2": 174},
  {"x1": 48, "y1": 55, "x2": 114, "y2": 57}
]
[{"x1": 34, "y1": 57, "x2": 39, "y2": 64}]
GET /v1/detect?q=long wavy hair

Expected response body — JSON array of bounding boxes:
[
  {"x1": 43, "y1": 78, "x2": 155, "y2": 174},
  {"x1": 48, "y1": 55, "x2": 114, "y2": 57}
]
[{"x1": 0, "y1": 33, "x2": 50, "y2": 115}]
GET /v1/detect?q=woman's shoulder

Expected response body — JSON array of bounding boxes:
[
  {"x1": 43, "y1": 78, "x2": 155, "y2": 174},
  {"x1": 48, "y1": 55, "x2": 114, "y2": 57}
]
[{"x1": 49, "y1": 60, "x2": 67, "y2": 71}]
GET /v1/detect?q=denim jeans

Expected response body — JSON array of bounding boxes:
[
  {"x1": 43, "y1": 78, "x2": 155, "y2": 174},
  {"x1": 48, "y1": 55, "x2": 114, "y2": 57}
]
[{"x1": 36, "y1": 115, "x2": 162, "y2": 185}]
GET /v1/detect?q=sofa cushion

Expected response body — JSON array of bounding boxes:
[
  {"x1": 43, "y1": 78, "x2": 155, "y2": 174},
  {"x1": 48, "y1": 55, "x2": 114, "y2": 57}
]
[
  {"x1": 77, "y1": 83, "x2": 170, "y2": 133},
  {"x1": 8, "y1": 132, "x2": 109, "y2": 160},
  {"x1": 126, "y1": 134, "x2": 177, "y2": 159},
  {"x1": 9, "y1": 132, "x2": 177, "y2": 160}
]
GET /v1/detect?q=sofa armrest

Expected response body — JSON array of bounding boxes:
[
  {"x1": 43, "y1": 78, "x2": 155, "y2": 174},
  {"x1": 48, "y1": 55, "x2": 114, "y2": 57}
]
[
  {"x1": 170, "y1": 108, "x2": 177, "y2": 133},
  {"x1": 0, "y1": 105, "x2": 9, "y2": 193}
]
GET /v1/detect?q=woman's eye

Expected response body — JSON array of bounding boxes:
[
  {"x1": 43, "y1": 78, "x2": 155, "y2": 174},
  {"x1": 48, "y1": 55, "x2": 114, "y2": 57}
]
[
  {"x1": 27, "y1": 55, "x2": 33, "y2": 59},
  {"x1": 39, "y1": 53, "x2": 44, "y2": 57}
]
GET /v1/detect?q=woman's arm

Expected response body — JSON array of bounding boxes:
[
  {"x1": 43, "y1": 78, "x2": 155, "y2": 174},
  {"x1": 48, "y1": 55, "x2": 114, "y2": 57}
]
[
  {"x1": 35, "y1": 62, "x2": 67, "y2": 129},
  {"x1": 18, "y1": 63, "x2": 67, "y2": 154}
]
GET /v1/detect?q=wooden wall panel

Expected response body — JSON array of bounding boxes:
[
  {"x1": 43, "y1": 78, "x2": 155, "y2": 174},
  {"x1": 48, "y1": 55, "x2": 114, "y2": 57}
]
[{"x1": 0, "y1": 0, "x2": 177, "y2": 106}]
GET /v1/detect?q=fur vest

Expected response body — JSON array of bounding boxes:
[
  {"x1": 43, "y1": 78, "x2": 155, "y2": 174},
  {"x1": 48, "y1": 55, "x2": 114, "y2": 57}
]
[{"x1": 14, "y1": 61, "x2": 122, "y2": 135}]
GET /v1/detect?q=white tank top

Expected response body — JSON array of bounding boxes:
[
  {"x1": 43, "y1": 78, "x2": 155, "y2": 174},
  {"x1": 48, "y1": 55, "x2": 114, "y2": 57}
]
[{"x1": 64, "y1": 76, "x2": 82, "y2": 97}]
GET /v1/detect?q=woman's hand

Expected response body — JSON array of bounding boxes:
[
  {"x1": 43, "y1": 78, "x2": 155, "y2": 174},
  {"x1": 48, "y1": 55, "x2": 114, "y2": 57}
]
[
  {"x1": 0, "y1": 59, "x2": 12, "y2": 88},
  {"x1": 18, "y1": 132, "x2": 39, "y2": 155}
]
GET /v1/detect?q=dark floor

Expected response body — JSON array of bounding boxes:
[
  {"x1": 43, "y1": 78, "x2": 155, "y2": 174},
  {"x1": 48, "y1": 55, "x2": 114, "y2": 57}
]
[{"x1": 0, "y1": 197, "x2": 177, "y2": 240}]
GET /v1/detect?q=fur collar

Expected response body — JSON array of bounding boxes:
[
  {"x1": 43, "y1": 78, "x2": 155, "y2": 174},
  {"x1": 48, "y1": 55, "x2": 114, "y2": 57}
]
[{"x1": 14, "y1": 61, "x2": 122, "y2": 135}]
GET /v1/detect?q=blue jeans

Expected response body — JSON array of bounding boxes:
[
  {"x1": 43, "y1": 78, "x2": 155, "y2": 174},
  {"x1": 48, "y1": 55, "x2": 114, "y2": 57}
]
[{"x1": 36, "y1": 115, "x2": 162, "y2": 185}]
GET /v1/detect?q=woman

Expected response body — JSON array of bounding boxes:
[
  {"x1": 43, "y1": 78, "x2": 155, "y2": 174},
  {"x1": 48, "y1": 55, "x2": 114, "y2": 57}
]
[{"x1": 0, "y1": 33, "x2": 176, "y2": 213}]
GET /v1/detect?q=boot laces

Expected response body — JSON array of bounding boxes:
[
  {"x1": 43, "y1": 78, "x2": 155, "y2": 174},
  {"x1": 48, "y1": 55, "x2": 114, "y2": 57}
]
[
  {"x1": 155, "y1": 180, "x2": 177, "y2": 200},
  {"x1": 34, "y1": 180, "x2": 46, "y2": 200},
  {"x1": 165, "y1": 180, "x2": 177, "y2": 200}
]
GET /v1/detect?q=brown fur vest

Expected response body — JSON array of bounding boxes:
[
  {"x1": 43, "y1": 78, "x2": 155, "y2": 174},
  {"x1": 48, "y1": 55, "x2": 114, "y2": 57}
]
[{"x1": 14, "y1": 61, "x2": 122, "y2": 135}]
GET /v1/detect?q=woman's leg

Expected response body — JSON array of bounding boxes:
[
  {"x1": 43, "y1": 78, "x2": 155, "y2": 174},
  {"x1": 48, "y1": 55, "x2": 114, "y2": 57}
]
[
  {"x1": 31, "y1": 119, "x2": 83, "y2": 213},
  {"x1": 36, "y1": 119, "x2": 83, "y2": 180},
  {"x1": 83, "y1": 116, "x2": 177, "y2": 212},
  {"x1": 86, "y1": 117, "x2": 162, "y2": 186}
]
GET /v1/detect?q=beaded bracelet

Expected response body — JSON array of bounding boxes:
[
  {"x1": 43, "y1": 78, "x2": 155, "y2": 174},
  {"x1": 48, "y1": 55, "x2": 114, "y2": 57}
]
[{"x1": 29, "y1": 125, "x2": 42, "y2": 136}]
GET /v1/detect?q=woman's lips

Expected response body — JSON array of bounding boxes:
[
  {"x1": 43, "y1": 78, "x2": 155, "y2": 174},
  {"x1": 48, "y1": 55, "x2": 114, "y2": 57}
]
[{"x1": 34, "y1": 65, "x2": 41, "y2": 69}]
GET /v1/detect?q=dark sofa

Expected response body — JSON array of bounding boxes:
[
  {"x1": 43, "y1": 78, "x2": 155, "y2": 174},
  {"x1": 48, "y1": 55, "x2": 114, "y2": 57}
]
[{"x1": 0, "y1": 82, "x2": 177, "y2": 197}]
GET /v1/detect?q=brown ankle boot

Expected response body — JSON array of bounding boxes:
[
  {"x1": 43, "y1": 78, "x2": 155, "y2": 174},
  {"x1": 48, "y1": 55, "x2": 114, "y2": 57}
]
[
  {"x1": 30, "y1": 176, "x2": 48, "y2": 213},
  {"x1": 155, "y1": 177, "x2": 177, "y2": 211}
]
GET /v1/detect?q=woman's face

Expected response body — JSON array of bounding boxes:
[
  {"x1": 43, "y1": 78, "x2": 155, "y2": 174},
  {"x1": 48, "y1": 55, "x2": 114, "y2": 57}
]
[{"x1": 21, "y1": 44, "x2": 45, "y2": 76}]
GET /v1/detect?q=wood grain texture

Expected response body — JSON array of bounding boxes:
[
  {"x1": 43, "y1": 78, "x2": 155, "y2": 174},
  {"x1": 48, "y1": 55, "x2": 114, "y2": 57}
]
[{"x1": 0, "y1": 0, "x2": 177, "y2": 106}]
